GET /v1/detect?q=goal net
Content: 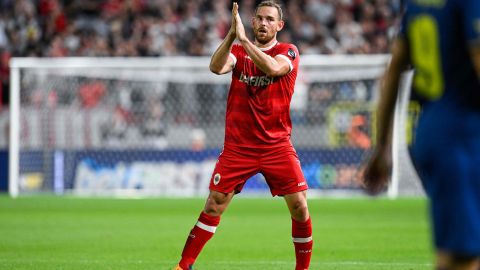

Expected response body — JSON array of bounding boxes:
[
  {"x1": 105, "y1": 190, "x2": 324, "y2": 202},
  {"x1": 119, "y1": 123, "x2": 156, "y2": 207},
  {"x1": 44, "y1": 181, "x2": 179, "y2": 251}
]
[{"x1": 7, "y1": 55, "x2": 421, "y2": 197}]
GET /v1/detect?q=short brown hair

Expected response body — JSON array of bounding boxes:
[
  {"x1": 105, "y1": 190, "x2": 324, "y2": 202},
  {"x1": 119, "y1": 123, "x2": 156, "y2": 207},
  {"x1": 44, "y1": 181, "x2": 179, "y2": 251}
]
[{"x1": 255, "y1": 1, "x2": 283, "y2": 21}]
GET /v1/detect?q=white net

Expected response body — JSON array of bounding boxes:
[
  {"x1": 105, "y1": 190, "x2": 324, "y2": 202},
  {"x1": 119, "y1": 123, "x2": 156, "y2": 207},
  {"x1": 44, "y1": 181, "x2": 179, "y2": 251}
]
[{"x1": 7, "y1": 55, "x2": 423, "y2": 197}]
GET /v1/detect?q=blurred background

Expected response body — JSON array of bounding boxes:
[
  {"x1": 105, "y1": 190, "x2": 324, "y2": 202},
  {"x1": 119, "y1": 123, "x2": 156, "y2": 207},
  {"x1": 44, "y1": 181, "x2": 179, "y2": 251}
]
[
  {"x1": 0, "y1": 0, "x2": 421, "y2": 198},
  {"x1": 0, "y1": 0, "x2": 402, "y2": 108},
  {"x1": 0, "y1": 3, "x2": 433, "y2": 269}
]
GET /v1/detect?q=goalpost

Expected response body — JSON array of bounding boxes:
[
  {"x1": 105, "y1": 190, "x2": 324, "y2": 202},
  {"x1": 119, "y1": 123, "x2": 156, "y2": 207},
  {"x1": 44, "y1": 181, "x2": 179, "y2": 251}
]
[{"x1": 8, "y1": 55, "x2": 421, "y2": 198}]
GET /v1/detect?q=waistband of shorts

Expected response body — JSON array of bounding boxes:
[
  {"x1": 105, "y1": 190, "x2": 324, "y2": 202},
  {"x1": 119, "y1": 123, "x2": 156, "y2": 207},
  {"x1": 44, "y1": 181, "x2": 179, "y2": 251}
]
[{"x1": 224, "y1": 140, "x2": 293, "y2": 150}]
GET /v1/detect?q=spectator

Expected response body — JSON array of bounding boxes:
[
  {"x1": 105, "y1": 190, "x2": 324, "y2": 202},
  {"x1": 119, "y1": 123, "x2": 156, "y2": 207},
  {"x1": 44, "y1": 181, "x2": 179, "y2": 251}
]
[
  {"x1": 0, "y1": 49, "x2": 10, "y2": 110},
  {"x1": 0, "y1": 0, "x2": 401, "y2": 110},
  {"x1": 78, "y1": 79, "x2": 106, "y2": 108},
  {"x1": 334, "y1": 6, "x2": 366, "y2": 53},
  {"x1": 141, "y1": 102, "x2": 168, "y2": 149},
  {"x1": 0, "y1": 0, "x2": 399, "y2": 58},
  {"x1": 346, "y1": 114, "x2": 371, "y2": 149}
]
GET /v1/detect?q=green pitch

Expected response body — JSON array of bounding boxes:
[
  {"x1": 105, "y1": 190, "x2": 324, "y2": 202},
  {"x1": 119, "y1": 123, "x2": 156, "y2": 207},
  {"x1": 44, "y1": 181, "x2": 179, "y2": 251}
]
[{"x1": 0, "y1": 195, "x2": 432, "y2": 270}]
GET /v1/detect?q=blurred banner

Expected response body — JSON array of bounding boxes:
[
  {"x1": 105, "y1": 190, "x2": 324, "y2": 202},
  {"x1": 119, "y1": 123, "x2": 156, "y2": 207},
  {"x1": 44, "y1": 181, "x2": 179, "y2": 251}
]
[
  {"x1": 18, "y1": 148, "x2": 364, "y2": 196},
  {"x1": 0, "y1": 150, "x2": 7, "y2": 191}
]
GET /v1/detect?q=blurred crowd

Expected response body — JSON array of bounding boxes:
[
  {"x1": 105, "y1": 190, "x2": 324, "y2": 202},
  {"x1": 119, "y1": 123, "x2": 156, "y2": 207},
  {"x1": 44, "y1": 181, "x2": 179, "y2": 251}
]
[{"x1": 0, "y1": 0, "x2": 402, "y2": 109}]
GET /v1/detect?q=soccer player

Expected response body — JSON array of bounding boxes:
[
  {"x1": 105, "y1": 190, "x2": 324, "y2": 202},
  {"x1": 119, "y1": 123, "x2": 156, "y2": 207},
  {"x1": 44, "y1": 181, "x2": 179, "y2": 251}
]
[
  {"x1": 173, "y1": 1, "x2": 313, "y2": 270},
  {"x1": 363, "y1": 0, "x2": 480, "y2": 269}
]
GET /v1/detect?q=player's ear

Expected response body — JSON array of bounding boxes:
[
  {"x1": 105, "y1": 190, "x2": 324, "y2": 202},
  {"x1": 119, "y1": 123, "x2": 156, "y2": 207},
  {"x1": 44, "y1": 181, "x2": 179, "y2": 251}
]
[{"x1": 276, "y1": 20, "x2": 284, "y2": 32}]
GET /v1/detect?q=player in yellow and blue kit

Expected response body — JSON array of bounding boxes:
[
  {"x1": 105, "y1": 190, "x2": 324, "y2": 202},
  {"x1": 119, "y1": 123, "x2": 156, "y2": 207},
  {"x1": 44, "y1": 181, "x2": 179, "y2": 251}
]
[{"x1": 363, "y1": 0, "x2": 480, "y2": 269}]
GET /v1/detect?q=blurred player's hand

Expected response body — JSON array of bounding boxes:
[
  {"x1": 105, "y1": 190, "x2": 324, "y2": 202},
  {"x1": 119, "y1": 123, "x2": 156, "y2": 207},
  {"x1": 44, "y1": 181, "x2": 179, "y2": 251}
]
[
  {"x1": 362, "y1": 147, "x2": 391, "y2": 195},
  {"x1": 233, "y1": 2, "x2": 247, "y2": 42}
]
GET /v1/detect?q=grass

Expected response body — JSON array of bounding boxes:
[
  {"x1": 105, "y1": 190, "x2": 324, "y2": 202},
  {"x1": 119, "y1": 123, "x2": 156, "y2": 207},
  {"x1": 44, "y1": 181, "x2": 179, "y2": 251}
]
[{"x1": 0, "y1": 195, "x2": 433, "y2": 270}]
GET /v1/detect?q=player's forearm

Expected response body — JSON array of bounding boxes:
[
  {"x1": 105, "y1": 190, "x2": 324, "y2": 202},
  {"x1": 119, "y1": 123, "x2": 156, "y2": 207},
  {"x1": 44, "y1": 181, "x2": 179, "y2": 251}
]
[
  {"x1": 470, "y1": 46, "x2": 480, "y2": 79},
  {"x1": 239, "y1": 38, "x2": 282, "y2": 77},
  {"x1": 209, "y1": 31, "x2": 236, "y2": 75},
  {"x1": 376, "y1": 68, "x2": 400, "y2": 149},
  {"x1": 376, "y1": 38, "x2": 409, "y2": 149}
]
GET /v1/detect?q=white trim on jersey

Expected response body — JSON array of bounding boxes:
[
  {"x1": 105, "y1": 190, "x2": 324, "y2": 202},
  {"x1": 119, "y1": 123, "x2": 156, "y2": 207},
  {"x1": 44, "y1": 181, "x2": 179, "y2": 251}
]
[
  {"x1": 258, "y1": 41, "x2": 278, "y2": 51},
  {"x1": 292, "y1": 236, "x2": 313, "y2": 243},
  {"x1": 229, "y1": 53, "x2": 237, "y2": 68},
  {"x1": 276, "y1": 54, "x2": 293, "y2": 72},
  {"x1": 196, "y1": 221, "x2": 217, "y2": 233}
]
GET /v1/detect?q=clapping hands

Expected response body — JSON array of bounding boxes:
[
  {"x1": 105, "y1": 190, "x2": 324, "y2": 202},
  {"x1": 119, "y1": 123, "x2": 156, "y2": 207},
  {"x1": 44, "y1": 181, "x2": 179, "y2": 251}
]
[{"x1": 231, "y1": 2, "x2": 247, "y2": 42}]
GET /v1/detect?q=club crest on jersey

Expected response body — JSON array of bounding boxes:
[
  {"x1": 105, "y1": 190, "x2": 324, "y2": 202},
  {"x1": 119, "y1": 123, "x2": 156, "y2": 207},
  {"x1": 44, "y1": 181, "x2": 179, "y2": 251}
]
[
  {"x1": 288, "y1": 48, "x2": 296, "y2": 60},
  {"x1": 239, "y1": 72, "x2": 274, "y2": 87},
  {"x1": 213, "y1": 173, "x2": 221, "y2": 185}
]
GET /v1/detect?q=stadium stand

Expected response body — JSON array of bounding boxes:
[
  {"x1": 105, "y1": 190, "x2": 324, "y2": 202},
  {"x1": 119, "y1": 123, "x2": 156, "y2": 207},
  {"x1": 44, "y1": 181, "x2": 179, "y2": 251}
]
[{"x1": 0, "y1": 0, "x2": 401, "y2": 108}]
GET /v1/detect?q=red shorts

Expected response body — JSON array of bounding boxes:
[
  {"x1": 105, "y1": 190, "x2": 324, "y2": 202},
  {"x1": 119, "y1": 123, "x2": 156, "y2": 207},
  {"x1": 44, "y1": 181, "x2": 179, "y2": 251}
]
[{"x1": 209, "y1": 143, "x2": 308, "y2": 196}]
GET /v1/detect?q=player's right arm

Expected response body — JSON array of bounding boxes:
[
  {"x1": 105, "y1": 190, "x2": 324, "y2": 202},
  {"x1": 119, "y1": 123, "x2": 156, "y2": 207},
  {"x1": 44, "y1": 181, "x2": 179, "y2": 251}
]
[
  {"x1": 463, "y1": 0, "x2": 480, "y2": 79},
  {"x1": 471, "y1": 47, "x2": 480, "y2": 79},
  {"x1": 209, "y1": 4, "x2": 238, "y2": 75},
  {"x1": 362, "y1": 37, "x2": 409, "y2": 195}
]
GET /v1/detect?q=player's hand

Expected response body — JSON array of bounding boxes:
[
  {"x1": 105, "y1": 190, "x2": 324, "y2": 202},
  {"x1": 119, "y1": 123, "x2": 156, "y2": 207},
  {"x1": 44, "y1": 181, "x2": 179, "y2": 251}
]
[
  {"x1": 233, "y1": 2, "x2": 247, "y2": 42},
  {"x1": 362, "y1": 147, "x2": 391, "y2": 195},
  {"x1": 228, "y1": 2, "x2": 238, "y2": 36}
]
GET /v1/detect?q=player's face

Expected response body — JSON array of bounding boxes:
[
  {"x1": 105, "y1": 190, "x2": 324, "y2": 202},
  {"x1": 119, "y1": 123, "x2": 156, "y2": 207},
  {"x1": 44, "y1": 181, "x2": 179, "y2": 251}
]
[{"x1": 252, "y1": 6, "x2": 284, "y2": 45}]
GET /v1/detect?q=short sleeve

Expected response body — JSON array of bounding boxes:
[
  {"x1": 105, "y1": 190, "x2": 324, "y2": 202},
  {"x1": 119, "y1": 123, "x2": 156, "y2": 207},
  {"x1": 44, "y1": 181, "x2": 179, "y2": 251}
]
[
  {"x1": 230, "y1": 44, "x2": 240, "y2": 68},
  {"x1": 397, "y1": 2, "x2": 408, "y2": 38},
  {"x1": 399, "y1": 13, "x2": 407, "y2": 37},
  {"x1": 460, "y1": 0, "x2": 480, "y2": 46},
  {"x1": 275, "y1": 44, "x2": 299, "y2": 72}
]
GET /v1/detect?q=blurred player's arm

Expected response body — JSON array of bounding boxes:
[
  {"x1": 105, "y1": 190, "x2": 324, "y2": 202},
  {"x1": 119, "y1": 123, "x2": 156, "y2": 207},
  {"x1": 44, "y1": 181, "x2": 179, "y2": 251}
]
[
  {"x1": 362, "y1": 37, "x2": 409, "y2": 195},
  {"x1": 233, "y1": 4, "x2": 290, "y2": 77},
  {"x1": 470, "y1": 46, "x2": 480, "y2": 79},
  {"x1": 209, "y1": 4, "x2": 238, "y2": 75},
  {"x1": 375, "y1": 37, "x2": 409, "y2": 150}
]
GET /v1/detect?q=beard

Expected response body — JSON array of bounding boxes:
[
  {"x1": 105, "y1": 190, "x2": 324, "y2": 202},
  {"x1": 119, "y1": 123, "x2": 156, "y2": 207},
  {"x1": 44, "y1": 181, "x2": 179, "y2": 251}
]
[{"x1": 254, "y1": 28, "x2": 276, "y2": 45}]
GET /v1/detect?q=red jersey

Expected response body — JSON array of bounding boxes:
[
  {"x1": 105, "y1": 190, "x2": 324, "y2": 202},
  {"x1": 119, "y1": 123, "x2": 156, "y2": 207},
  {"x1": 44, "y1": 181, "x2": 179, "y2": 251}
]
[{"x1": 224, "y1": 41, "x2": 299, "y2": 148}]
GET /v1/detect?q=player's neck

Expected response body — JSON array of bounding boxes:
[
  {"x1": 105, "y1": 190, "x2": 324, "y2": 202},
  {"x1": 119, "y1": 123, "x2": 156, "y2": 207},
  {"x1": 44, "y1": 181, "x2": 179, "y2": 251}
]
[{"x1": 254, "y1": 39, "x2": 278, "y2": 51}]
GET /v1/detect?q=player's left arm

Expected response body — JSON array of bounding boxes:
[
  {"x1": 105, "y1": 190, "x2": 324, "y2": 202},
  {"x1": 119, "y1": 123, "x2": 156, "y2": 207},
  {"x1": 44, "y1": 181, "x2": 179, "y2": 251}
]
[
  {"x1": 233, "y1": 8, "x2": 290, "y2": 77},
  {"x1": 240, "y1": 38, "x2": 291, "y2": 77}
]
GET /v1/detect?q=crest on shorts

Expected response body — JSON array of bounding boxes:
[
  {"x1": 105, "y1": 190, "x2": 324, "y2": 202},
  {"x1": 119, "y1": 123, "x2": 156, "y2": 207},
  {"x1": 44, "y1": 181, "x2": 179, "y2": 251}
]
[
  {"x1": 213, "y1": 173, "x2": 221, "y2": 185},
  {"x1": 288, "y1": 48, "x2": 296, "y2": 60}
]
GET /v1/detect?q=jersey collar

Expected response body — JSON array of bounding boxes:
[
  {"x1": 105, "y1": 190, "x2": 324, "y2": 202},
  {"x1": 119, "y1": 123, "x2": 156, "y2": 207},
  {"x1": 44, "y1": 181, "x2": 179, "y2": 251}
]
[{"x1": 257, "y1": 41, "x2": 278, "y2": 51}]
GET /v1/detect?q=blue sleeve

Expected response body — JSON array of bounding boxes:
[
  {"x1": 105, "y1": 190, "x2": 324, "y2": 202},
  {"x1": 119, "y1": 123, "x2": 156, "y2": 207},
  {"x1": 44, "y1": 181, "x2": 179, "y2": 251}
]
[
  {"x1": 399, "y1": 16, "x2": 407, "y2": 36},
  {"x1": 398, "y1": 3, "x2": 408, "y2": 38},
  {"x1": 460, "y1": 0, "x2": 480, "y2": 45}
]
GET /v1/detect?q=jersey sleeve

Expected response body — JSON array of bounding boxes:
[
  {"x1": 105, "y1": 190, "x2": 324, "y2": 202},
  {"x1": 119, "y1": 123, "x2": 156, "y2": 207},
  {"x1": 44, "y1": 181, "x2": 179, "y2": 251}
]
[
  {"x1": 460, "y1": 0, "x2": 480, "y2": 46},
  {"x1": 398, "y1": 8, "x2": 407, "y2": 38},
  {"x1": 230, "y1": 44, "x2": 240, "y2": 69},
  {"x1": 275, "y1": 44, "x2": 299, "y2": 73}
]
